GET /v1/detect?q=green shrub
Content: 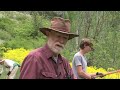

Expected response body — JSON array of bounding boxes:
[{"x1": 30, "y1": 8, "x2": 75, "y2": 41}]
[
  {"x1": 3, "y1": 36, "x2": 46, "y2": 49},
  {"x1": 0, "y1": 30, "x2": 12, "y2": 40}
]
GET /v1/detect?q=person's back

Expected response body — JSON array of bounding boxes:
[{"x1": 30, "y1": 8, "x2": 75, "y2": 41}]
[{"x1": 4, "y1": 59, "x2": 15, "y2": 68}]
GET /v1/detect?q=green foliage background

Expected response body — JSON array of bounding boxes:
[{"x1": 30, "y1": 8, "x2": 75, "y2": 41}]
[{"x1": 0, "y1": 11, "x2": 120, "y2": 70}]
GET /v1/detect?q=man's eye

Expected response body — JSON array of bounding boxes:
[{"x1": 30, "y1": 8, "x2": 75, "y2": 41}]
[{"x1": 64, "y1": 37, "x2": 68, "y2": 40}]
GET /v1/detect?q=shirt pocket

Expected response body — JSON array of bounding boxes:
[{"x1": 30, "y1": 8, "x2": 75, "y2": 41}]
[{"x1": 41, "y1": 72, "x2": 58, "y2": 79}]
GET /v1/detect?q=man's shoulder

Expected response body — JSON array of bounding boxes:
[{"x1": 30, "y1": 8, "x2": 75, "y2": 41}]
[
  {"x1": 23, "y1": 47, "x2": 44, "y2": 61},
  {"x1": 4, "y1": 59, "x2": 13, "y2": 62},
  {"x1": 74, "y1": 52, "x2": 80, "y2": 57},
  {"x1": 73, "y1": 52, "x2": 83, "y2": 61},
  {"x1": 29, "y1": 47, "x2": 43, "y2": 56},
  {"x1": 23, "y1": 47, "x2": 44, "y2": 63}
]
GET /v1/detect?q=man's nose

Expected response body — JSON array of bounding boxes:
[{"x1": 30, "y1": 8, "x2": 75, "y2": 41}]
[{"x1": 59, "y1": 37, "x2": 65, "y2": 44}]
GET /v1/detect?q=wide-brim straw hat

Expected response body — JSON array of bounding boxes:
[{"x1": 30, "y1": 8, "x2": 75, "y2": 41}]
[{"x1": 39, "y1": 17, "x2": 79, "y2": 40}]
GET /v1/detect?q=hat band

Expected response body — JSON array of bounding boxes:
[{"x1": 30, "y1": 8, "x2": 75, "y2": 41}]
[{"x1": 51, "y1": 26, "x2": 69, "y2": 33}]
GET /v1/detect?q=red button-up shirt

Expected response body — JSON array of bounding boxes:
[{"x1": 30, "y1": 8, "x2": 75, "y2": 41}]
[{"x1": 19, "y1": 44, "x2": 74, "y2": 79}]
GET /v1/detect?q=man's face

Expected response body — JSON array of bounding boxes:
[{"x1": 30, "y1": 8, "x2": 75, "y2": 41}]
[
  {"x1": 47, "y1": 31, "x2": 69, "y2": 54},
  {"x1": 84, "y1": 45, "x2": 93, "y2": 53}
]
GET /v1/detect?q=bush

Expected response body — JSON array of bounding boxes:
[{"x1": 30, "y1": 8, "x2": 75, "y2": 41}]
[
  {"x1": 0, "y1": 30, "x2": 12, "y2": 40},
  {"x1": 3, "y1": 36, "x2": 46, "y2": 49},
  {"x1": 61, "y1": 49, "x2": 76, "y2": 62},
  {"x1": 0, "y1": 45, "x2": 11, "y2": 57}
]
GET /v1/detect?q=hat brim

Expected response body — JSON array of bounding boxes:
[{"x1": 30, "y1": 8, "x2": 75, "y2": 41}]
[{"x1": 39, "y1": 28, "x2": 79, "y2": 40}]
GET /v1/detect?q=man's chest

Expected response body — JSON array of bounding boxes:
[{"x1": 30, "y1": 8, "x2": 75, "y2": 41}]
[{"x1": 40, "y1": 58, "x2": 68, "y2": 79}]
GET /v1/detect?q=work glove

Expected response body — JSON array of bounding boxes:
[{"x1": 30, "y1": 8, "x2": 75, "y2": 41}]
[
  {"x1": 7, "y1": 71, "x2": 11, "y2": 76},
  {"x1": 96, "y1": 72, "x2": 105, "y2": 77}
]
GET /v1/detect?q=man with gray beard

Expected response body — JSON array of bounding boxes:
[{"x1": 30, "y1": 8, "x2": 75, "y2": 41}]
[{"x1": 20, "y1": 17, "x2": 79, "y2": 79}]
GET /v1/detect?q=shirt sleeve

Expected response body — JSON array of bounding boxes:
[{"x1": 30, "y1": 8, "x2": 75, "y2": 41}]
[
  {"x1": 74, "y1": 56, "x2": 83, "y2": 66},
  {"x1": 19, "y1": 54, "x2": 42, "y2": 79}
]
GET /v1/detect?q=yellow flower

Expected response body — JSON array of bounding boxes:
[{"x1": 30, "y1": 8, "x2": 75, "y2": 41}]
[{"x1": 69, "y1": 62, "x2": 120, "y2": 79}]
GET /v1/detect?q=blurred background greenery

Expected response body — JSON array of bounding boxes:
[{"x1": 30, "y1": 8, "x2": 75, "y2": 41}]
[{"x1": 0, "y1": 11, "x2": 120, "y2": 70}]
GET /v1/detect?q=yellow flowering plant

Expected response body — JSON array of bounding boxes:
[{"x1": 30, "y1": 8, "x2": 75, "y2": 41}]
[
  {"x1": 69, "y1": 62, "x2": 120, "y2": 79},
  {"x1": 3, "y1": 48, "x2": 30, "y2": 64}
]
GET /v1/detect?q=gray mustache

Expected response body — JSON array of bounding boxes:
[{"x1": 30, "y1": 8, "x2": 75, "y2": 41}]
[{"x1": 56, "y1": 44, "x2": 64, "y2": 48}]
